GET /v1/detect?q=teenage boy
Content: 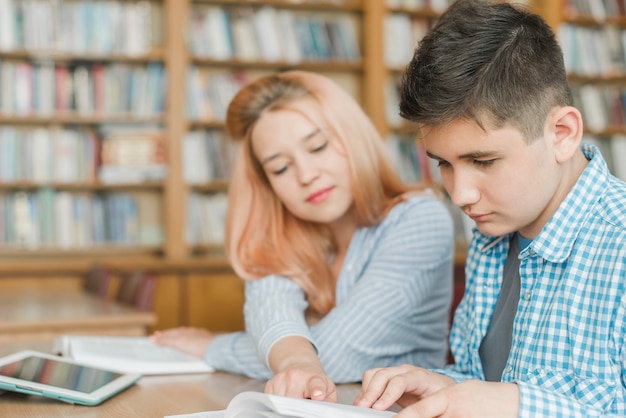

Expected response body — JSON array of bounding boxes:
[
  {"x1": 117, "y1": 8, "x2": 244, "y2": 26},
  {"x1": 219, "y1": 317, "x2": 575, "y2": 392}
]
[{"x1": 355, "y1": 0, "x2": 626, "y2": 417}]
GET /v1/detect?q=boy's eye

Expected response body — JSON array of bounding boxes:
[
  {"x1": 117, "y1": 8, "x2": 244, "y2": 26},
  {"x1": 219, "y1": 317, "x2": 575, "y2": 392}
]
[
  {"x1": 474, "y1": 159, "x2": 496, "y2": 167},
  {"x1": 436, "y1": 160, "x2": 451, "y2": 168}
]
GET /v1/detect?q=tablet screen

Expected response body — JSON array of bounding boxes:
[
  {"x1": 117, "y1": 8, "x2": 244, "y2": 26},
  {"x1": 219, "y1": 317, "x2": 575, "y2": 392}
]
[{"x1": 0, "y1": 355, "x2": 123, "y2": 393}]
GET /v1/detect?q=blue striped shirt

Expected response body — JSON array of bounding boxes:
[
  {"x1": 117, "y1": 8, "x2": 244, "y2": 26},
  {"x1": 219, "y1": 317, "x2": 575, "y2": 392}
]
[
  {"x1": 438, "y1": 144, "x2": 626, "y2": 417},
  {"x1": 204, "y1": 194, "x2": 454, "y2": 383}
]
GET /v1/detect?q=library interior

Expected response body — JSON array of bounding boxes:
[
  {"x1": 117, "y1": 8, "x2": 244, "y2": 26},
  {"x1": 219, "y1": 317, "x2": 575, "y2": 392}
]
[{"x1": 1, "y1": 0, "x2": 625, "y2": 416}]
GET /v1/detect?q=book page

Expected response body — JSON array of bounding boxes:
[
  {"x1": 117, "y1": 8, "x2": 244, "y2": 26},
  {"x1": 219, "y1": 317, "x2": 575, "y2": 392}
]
[
  {"x1": 57, "y1": 336, "x2": 214, "y2": 375},
  {"x1": 229, "y1": 392, "x2": 394, "y2": 418},
  {"x1": 268, "y1": 393, "x2": 395, "y2": 418},
  {"x1": 164, "y1": 391, "x2": 395, "y2": 418}
]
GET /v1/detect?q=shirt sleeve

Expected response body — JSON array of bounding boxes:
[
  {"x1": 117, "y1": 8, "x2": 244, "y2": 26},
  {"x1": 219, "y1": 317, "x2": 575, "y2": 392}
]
[
  {"x1": 202, "y1": 276, "x2": 309, "y2": 379},
  {"x1": 203, "y1": 332, "x2": 273, "y2": 379}
]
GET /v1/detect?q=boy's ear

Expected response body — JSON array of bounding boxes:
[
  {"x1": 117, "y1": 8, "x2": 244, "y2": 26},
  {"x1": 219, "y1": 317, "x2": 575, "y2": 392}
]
[{"x1": 549, "y1": 106, "x2": 583, "y2": 163}]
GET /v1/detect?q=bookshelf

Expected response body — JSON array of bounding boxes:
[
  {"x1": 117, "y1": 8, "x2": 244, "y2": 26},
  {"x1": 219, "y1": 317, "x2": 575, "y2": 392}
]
[
  {"x1": 0, "y1": 0, "x2": 167, "y2": 256},
  {"x1": 0, "y1": 0, "x2": 386, "y2": 268},
  {"x1": 547, "y1": 0, "x2": 626, "y2": 183},
  {"x1": 1, "y1": 0, "x2": 583, "y2": 333},
  {"x1": 0, "y1": 0, "x2": 552, "y2": 270}
]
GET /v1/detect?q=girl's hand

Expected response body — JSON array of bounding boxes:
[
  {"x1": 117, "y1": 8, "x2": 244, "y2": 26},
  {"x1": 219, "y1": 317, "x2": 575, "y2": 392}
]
[{"x1": 151, "y1": 327, "x2": 214, "y2": 358}]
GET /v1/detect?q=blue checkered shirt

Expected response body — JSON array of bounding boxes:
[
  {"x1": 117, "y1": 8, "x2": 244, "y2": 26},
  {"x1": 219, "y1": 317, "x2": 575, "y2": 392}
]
[{"x1": 436, "y1": 144, "x2": 626, "y2": 417}]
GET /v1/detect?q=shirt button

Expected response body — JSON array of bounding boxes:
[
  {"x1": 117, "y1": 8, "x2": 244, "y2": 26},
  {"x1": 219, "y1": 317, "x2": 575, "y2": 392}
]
[
  {"x1": 524, "y1": 291, "x2": 531, "y2": 300},
  {"x1": 346, "y1": 265, "x2": 352, "y2": 271},
  {"x1": 507, "y1": 366, "x2": 513, "y2": 373}
]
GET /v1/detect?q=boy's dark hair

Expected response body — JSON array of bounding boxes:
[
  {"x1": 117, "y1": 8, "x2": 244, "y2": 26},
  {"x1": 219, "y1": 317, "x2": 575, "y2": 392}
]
[{"x1": 400, "y1": 0, "x2": 573, "y2": 141}]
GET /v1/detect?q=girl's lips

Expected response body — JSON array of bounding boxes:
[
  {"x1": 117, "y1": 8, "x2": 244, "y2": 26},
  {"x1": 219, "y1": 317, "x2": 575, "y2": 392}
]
[{"x1": 307, "y1": 187, "x2": 333, "y2": 203}]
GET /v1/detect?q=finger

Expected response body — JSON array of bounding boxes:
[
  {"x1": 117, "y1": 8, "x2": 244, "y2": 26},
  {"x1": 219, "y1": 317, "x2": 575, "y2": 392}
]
[
  {"x1": 361, "y1": 367, "x2": 383, "y2": 391},
  {"x1": 355, "y1": 368, "x2": 390, "y2": 408},
  {"x1": 355, "y1": 367, "x2": 406, "y2": 408},
  {"x1": 267, "y1": 371, "x2": 301, "y2": 398},
  {"x1": 396, "y1": 393, "x2": 447, "y2": 418},
  {"x1": 305, "y1": 376, "x2": 334, "y2": 401}
]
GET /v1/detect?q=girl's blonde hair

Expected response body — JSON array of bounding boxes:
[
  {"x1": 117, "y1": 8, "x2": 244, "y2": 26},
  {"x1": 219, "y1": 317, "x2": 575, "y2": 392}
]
[{"x1": 225, "y1": 71, "x2": 418, "y2": 314}]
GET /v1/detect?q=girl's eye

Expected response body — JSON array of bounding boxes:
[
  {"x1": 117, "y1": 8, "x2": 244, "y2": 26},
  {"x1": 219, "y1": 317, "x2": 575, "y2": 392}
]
[
  {"x1": 271, "y1": 165, "x2": 288, "y2": 175},
  {"x1": 312, "y1": 141, "x2": 328, "y2": 153},
  {"x1": 474, "y1": 159, "x2": 496, "y2": 167}
]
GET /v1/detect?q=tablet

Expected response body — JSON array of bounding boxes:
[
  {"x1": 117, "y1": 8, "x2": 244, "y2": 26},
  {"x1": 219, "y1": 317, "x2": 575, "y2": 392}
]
[{"x1": 0, "y1": 349, "x2": 142, "y2": 406}]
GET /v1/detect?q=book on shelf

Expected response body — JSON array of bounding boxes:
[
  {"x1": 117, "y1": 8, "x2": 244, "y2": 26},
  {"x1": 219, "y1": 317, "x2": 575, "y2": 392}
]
[
  {"x1": 230, "y1": 8, "x2": 260, "y2": 62},
  {"x1": 98, "y1": 126, "x2": 167, "y2": 184},
  {"x1": 252, "y1": 6, "x2": 283, "y2": 62},
  {"x1": 53, "y1": 335, "x2": 214, "y2": 375},
  {"x1": 164, "y1": 391, "x2": 395, "y2": 418},
  {"x1": 0, "y1": 189, "x2": 163, "y2": 249}
]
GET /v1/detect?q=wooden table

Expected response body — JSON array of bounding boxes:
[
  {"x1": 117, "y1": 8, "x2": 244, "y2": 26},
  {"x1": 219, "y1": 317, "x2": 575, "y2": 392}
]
[
  {"x1": 0, "y1": 342, "x2": 367, "y2": 417},
  {"x1": 0, "y1": 289, "x2": 156, "y2": 342}
]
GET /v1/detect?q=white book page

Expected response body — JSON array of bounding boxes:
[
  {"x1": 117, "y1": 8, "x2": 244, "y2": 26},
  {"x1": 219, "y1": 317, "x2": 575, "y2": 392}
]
[
  {"x1": 269, "y1": 393, "x2": 395, "y2": 418},
  {"x1": 164, "y1": 392, "x2": 395, "y2": 418},
  {"x1": 58, "y1": 336, "x2": 213, "y2": 375}
]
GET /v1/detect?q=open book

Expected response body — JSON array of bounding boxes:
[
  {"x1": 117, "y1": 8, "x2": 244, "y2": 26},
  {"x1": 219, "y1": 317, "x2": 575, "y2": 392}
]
[
  {"x1": 164, "y1": 391, "x2": 396, "y2": 418},
  {"x1": 53, "y1": 335, "x2": 214, "y2": 375}
]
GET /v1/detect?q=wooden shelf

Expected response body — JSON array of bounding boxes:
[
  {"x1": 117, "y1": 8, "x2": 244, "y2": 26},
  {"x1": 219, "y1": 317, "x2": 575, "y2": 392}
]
[
  {"x1": 0, "y1": 0, "x2": 471, "y2": 265},
  {"x1": 190, "y1": 57, "x2": 364, "y2": 71},
  {"x1": 0, "y1": 181, "x2": 165, "y2": 191},
  {"x1": 0, "y1": 49, "x2": 166, "y2": 63},
  {"x1": 0, "y1": 114, "x2": 165, "y2": 126}
]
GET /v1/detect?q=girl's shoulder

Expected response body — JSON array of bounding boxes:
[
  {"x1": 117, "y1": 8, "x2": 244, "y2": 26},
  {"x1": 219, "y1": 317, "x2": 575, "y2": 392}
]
[
  {"x1": 390, "y1": 190, "x2": 449, "y2": 218},
  {"x1": 372, "y1": 191, "x2": 451, "y2": 232}
]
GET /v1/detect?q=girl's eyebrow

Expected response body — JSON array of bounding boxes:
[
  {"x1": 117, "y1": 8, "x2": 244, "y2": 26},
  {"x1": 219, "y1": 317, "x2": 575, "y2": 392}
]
[{"x1": 261, "y1": 128, "x2": 322, "y2": 165}]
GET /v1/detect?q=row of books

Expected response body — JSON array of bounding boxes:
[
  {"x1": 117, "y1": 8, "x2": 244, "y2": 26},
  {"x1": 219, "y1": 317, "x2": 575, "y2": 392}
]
[
  {"x1": 0, "y1": 60, "x2": 166, "y2": 117},
  {"x1": 559, "y1": 24, "x2": 626, "y2": 78},
  {"x1": 188, "y1": 5, "x2": 361, "y2": 63},
  {"x1": 384, "y1": 14, "x2": 429, "y2": 68},
  {"x1": 0, "y1": 126, "x2": 97, "y2": 183},
  {"x1": 0, "y1": 0, "x2": 162, "y2": 56},
  {"x1": 186, "y1": 68, "x2": 258, "y2": 122},
  {"x1": 188, "y1": 68, "x2": 361, "y2": 126},
  {"x1": 571, "y1": 84, "x2": 626, "y2": 132},
  {"x1": 565, "y1": 0, "x2": 626, "y2": 19},
  {"x1": 183, "y1": 130, "x2": 237, "y2": 184},
  {"x1": 0, "y1": 189, "x2": 163, "y2": 249},
  {"x1": 0, "y1": 125, "x2": 167, "y2": 185},
  {"x1": 186, "y1": 192, "x2": 228, "y2": 246}
]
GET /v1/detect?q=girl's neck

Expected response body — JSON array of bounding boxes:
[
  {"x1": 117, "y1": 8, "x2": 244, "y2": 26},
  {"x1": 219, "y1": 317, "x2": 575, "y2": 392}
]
[{"x1": 328, "y1": 215, "x2": 358, "y2": 257}]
